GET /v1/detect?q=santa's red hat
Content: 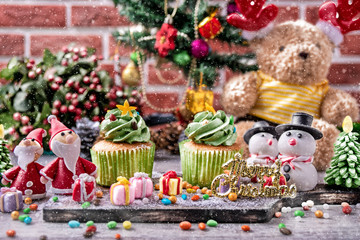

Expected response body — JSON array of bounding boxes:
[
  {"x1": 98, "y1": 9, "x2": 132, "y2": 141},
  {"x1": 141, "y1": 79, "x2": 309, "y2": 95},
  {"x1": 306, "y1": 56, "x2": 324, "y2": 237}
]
[
  {"x1": 26, "y1": 128, "x2": 47, "y2": 147},
  {"x1": 47, "y1": 115, "x2": 73, "y2": 150}
]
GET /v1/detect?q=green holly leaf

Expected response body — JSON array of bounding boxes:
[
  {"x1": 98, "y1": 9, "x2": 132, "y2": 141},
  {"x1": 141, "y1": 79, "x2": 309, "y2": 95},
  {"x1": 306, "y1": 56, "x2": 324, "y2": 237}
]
[
  {"x1": 13, "y1": 91, "x2": 30, "y2": 112},
  {"x1": 43, "y1": 49, "x2": 57, "y2": 67}
]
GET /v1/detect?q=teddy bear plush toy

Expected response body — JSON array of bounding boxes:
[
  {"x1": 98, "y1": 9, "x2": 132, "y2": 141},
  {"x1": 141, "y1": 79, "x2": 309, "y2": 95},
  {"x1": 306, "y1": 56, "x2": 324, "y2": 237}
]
[{"x1": 222, "y1": 0, "x2": 359, "y2": 171}]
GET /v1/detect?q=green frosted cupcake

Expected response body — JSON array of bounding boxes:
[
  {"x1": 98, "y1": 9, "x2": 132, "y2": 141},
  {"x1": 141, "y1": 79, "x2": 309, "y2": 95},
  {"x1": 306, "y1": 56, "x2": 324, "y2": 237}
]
[
  {"x1": 180, "y1": 110, "x2": 241, "y2": 187},
  {"x1": 91, "y1": 101, "x2": 155, "y2": 186}
]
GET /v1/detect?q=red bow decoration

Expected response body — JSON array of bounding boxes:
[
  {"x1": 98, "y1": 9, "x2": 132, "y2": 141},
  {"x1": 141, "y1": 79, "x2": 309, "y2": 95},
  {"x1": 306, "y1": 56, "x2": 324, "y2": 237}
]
[
  {"x1": 319, "y1": 0, "x2": 360, "y2": 34},
  {"x1": 227, "y1": 0, "x2": 278, "y2": 31},
  {"x1": 155, "y1": 23, "x2": 178, "y2": 57},
  {"x1": 163, "y1": 170, "x2": 178, "y2": 179},
  {"x1": 1, "y1": 187, "x2": 17, "y2": 194}
]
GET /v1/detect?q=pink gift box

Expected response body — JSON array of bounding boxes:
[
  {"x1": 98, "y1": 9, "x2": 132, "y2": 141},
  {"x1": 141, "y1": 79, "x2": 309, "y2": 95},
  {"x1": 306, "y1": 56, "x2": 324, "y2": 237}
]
[
  {"x1": 72, "y1": 174, "x2": 96, "y2": 203},
  {"x1": 110, "y1": 177, "x2": 135, "y2": 206},
  {"x1": 129, "y1": 172, "x2": 153, "y2": 199}
]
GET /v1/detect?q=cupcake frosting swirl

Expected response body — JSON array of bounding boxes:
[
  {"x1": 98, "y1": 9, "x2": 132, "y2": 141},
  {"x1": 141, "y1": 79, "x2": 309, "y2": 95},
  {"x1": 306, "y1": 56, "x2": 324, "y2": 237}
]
[
  {"x1": 100, "y1": 108, "x2": 150, "y2": 143},
  {"x1": 185, "y1": 110, "x2": 237, "y2": 146}
]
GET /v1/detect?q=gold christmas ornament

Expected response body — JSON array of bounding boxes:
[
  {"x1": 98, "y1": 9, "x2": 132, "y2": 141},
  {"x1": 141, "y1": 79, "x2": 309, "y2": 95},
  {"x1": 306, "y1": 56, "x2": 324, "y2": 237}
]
[
  {"x1": 122, "y1": 61, "x2": 141, "y2": 86},
  {"x1": 185, "y1": 73, "x2": 214, "y2": 114}
]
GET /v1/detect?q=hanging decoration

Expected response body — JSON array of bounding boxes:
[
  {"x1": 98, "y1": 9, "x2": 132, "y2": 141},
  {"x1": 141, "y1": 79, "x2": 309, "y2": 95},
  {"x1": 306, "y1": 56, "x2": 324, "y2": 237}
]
[
  {"x1": 198, "y1": 8, "x2": 223, "y2": 39},
  {"x1": 155, "y1": 23, "x2": 178, "y2": 57},
  {"x1": 191, "y1": 39, "x2": 210, "y2": 59},
  {"x1": 121, "y1": 61, "x2": 141, "y2": 86}
]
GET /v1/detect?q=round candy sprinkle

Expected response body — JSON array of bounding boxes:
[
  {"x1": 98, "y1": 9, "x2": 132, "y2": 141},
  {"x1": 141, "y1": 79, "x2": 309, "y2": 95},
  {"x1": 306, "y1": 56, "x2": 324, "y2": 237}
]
[
  {"x1": 179, "y1": 221, "x2": 191, "y2": 230},
  {"x1": 191, "y1": 195, "x2": 200, "y2": 201},
  {"x1": 68, "y1": 220, "x2": 80, "y2": 228},
  {"x1": 182, "y1": 181, "x2": 188, "y2": 189},
  {"x1": 198, "y1": 222, "x2": 206, "y2": 230},
  {"x1": 86, "y1": 221, "x2": 94, "y2": 227},
  {"x1": 115, "y1": 233, "x2": 121, "y2": 239},
  {"x1": 24, "y1": 216, "x2": 32, "y2": 224},
  {"x1": 301, "y1": 202, "x2": 307, "y2": 207},
  {"x1": 275, "y1": 212, "x2": 281, "y2": 218},
  {"x1": 186, "y1": 188, "x2": 196, "y2": 193},
  {"x1": 201, "y1": 187, "x2": 208, "y2": 194},
  {"x1": 158, "y1": 193, "x2": 164, "y2": 200},
  {"x1": 323, "y1": 204, "x2": 329, "y2": 210},
  {"x1": 11, "y1": 211, "x2": 19, "y2": 220},
  {"x1": 228, "y1": 192, "x2": 237, "y2": 201},
  {"x1": 154, "y1": 184, "x2": 160, "y2": 190},
  {"x1": 280, "y1": 227, "x2": 292, "y2": 235},
  {"x1": 343, "y1": 205, "x2": 352, "y2": 214},
  {"x1": 24, "y1": 197, "x2": 32, "y2": 205},
  {"x1": 286, "y1": 207, "x2": 291, "y2": 212},
  {"x1": 123, "y1": 221, "x2": 132, "y2": 230},
  {"x1": 192, "y1": 186, "x2": 200, "y2": 190},
  {"x1": 82, "y1": 202, "x2": 91, "y2": 209},
  {"x1": 315, "y1": 210, "x2": 323, "y2": 218},
  {"x1": 107, "y1": 221, "x2": 117, "y2": 229},
  {"x1": 86, "y1": 225, "x2": 97, "y2": 233},
  {"x1": 294, "y1": 210, "x2": 304, "y2": 217},
  {"x1": 306, "y1": 200, "x2": 314, "y2": 207},
  {"x1": 303, "y1": 206, "x2": 310, "y2": 211},
  {"x1": 341, "y1": 202, "x2": 349, "y2": 207},
  {"x1": 181, "y1": 194, "x2": 187, "y2": 200},
  {"x1": 281, "y1": 207, "x2": 287, "y2": 213},
  {"x1": 203, "y1": 194, "x2": 209, "y2": 200},
  {"x1": 96, "y1": 190, "x2": 103, "y2": 198},
  {"x1": 161, "y1": 198, "x2": 171, "y2": 205},
  {"x1": 186, "y1": 184, "x2": 192, "y2": 189},
  {"x1": 6, "y1": 230, "x2": 16, "y2": 237},
  {"x1": 29, "y1": 204, "x2": 38, "y2": 211},
  {"x1": 323, "y1": 213, "x2": 330, "y2": 219},
  {"x1": 169, "y1": 196, "x2": 177, "y2": 204},
  {"x1": 19, "y1": 214, "x2": 29, "y2": 222},
  {"x1": 23, "y1": 207, "x2": 31, "y2": 214},
  {"x1": 206, "y1": 219, "x2": 218, "y2": 227},
  {"x1": 241, "y1": 225, "x2": 250, "y2": 232},
  {"x1": 206, "y1": 190, "x2": 212, "y2": 196},
  {"x1": 278, "y1": 223, "x2": 286, "y2": 229},
  {"x1": 142, "y1": 198, "x2": 150, "y2": 204},
  {"x1": 52, "y1": 196, "x2": 58, "y2": 202}
]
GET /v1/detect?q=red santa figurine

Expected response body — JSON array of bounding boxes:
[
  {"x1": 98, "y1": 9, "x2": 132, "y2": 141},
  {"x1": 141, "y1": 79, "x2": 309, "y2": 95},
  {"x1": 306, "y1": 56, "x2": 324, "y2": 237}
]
[
  {"x1": 1, "y1": 128, "x2": 47, "y2": 199},
  {"x1": 40, "y1": 115, "x2": 97, "y2": 195}
]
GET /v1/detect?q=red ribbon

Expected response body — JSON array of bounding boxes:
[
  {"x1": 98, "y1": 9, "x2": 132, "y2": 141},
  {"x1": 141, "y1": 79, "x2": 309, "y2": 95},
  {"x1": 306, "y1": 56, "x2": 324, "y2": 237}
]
[
  {"x1": 279, "y1": 155, "x2": 312, "y2": 170},
  {"x1": 1, "y1": 187, "x2": 17, "y2": 194},
  {"x1": 162, "y1": 171, "x2": 180, "y2": 195},
  {"x1": 250, "y1": 154, "x2": 276, "y2": 165}
]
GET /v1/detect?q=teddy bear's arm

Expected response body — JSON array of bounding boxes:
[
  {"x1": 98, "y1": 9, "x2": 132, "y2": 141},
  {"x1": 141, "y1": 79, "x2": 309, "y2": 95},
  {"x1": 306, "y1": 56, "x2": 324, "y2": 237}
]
[
  {"x1": 321, "y1": 87, "x2": 359, "y2": 126},
  {"x1": 221, "y1": 72, "x2": 258, "y2": 117}
]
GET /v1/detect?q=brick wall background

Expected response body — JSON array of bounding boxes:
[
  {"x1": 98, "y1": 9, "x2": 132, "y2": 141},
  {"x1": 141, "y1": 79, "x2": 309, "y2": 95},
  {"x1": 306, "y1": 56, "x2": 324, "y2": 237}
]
[{"x1": 0, "y1": 0, "x2": 359, "y2": 116}]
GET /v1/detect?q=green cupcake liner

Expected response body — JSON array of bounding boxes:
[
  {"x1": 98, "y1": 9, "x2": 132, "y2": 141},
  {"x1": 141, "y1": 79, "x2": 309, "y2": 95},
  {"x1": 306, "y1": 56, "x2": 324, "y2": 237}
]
[
  {"x1": 180, "y1": 140, "x2": 240, "y2": 188},
  {"x1": 91, "y1": 142, "x2": 155, "y2": 186}
]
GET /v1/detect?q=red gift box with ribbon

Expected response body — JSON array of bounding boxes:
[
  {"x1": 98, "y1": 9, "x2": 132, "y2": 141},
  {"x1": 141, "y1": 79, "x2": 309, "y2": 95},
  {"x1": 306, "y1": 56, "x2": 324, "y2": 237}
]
[{"x1": 72, "y1": 173, "x2": 96, "y2": 203}]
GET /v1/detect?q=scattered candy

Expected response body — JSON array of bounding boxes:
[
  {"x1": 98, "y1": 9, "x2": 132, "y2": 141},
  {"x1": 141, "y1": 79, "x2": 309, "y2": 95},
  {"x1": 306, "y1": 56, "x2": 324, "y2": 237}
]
[
  {"x1": 186, "y1": 188, "x2": 196, "y2": 193},
  {"x1": 86, "y1": 225, "x2": 97, "y2": 233},
  {"x1": 315, "y1": 210, "x2": 323, "y2": 218},
  {"x1": 323, "y1": 204, "x2": 329, "y2": 210},
  {"x1": 303, "y1": 206, "x2": 310, "y2": 211},
  {"x1": 29, "y1": 204, "x2": 38, "y2": 211},
  {"x1": 24, "y1": 216, "x2": 32, "y2": 224},
  {"x1": 203, "y1": 194, "x2": 209, "y2": 200},
  {"x1": 192, "y1": 186, "x2": 200, "y2": 191},
  {"x1": 24, "y1": 197, "x2": 32, "y2": 205},
  {"x1": 154, "y1": 184, "x2": 160, "y2": 190},
  {"x1": 123, "y1": 221, "x2": 132, "y2": 230},
  {"x1": 86, "y1": 221, "x2": 94, "y2": 227},
  {"x1": 142, "y1": 198, "x2": 150, "y2": 204},
  {"x1": 82, "y1": 202, "x2": 91, "y2": 209},
  {"x1": 179, "y1": 221, "x2": 192, "y2": 230},
  {"x1": 201, "y1": 187, "x2": 208, "y2": 194},
  {"x1": 341, "y1": 202, "x2": 349, "y2": 207},
  {"x1": 11, "y1": 211, "x2": 19, "y2": 220},
  {"x1": 161, "y1": 198, "x2": 172, "y2": 205},
  {"x1": 301, "y1": 202, "x2": 307, "y2": 207},
  {"x1": 311, "y1": 207, "x2": 318, "y2": 212},
  {"x1": 96, "y1": 190, "x2": 103, "y2": 198},
  {"x1": 68, "y1": 220, "x2": 80, "y2": 228},
  {"x1": 181, "y1": 194, "x2": 187, "y2": 200},
  {"x1": 228, "y1": 192, "x2": 237, "y2": 201},
  {"x1": 286, "y1": 207, "x2": 292, "y2": 212},
  {"x1": 107, "y1": 221, "x2": 117, "y2": 229},
  {"x1": 306, "y1": 200, "x2": 314, "y2": 207},
  {"x1": 241, "y1": 225, "x2": 250, "y2": 232},
  {"x1": 294, "y1": 210, "x2": 304, "y2": 217},
  {"x1": 158, "y1": 193, "x2": 164, "y2": 200},
  {"x1": 6, "y1": 230, "x2": 16, "y2": 237},
  {"x1": 23, "y1": 208, "x2": 31, "y2": 214},
  {"x1": 280, "y1": 227, "x2": 292, "y2": 235},
  {"x1": 94, "y1": 199, "x2": 101, "y2": 206},
  {"x1": 206, "y1": 190, "x2": 212, "y2": 196},
  {"x1": 115, "y1": 233, "x2": 121, "y2": 239},
  {"x1": 278, "y1": 223, "x2": 286, "y2": 229},
  {"x1": 275, "y1": 212, "x2": 281, "y2": 218},
  {"x1": 182, "y1": 181, "x2": 188, "y2": 189},
  {"x1": 191, "y1": 195, "x2": 200, "y2": 201},
  {"x1": 343, "y1": 205, "x2": 352, "y2": 214},
  {"x1": 154, "y1": 195, "x2": 160, "y2": 201},
  {"x1": 206, "y1": 219, "x2": 218, "y2": 227},
  {"x1": 19, "y1": 214, "x2": 29, "y2": 222},
  {"x1": 53, "y1": 196, "x2": 58, "y2": 202},
  {"x1": 169, "y1": 196, "x2": 177, "y2": 204},
  {"x1": 198, "y1": 222, "x2": 206, "y2": 230},
  {"x1": 186, "y1": 184, "x2": 192, "y2": 189},
  {"x1": 83, "y1": 232, "x2": 94, "y2": 238},
  {"x1": 323, "y1": 213, "x2": 330, "y2": 219},
  {"x1": 281, "y1": 207, "x2": 287, "y2": 213}
]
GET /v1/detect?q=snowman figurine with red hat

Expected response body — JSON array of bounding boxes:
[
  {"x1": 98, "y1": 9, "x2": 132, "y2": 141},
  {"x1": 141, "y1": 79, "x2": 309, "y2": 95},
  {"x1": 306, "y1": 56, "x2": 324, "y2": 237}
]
[
  {"x1": 1, "y1": 128, "x2": 47, "y2": 199},
  {"x1": 40, "y1": 115, "x2": 97, "y2": 195},
  {"x1": 276, "y1": 112, "x2": 323, "y2": 191}
]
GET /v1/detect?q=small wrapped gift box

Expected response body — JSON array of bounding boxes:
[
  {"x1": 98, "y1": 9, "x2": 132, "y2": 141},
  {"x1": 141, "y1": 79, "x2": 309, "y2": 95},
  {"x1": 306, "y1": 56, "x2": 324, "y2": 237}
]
[
  {"x1": 110, "y1": 177, "x2": 135, "y2": 206},
  {"x1": 159, "y1": 171, "x2": 182, "y2": 196},
  {"x1": 72, "y1": 174, "x2": 96, "y2": 203},
  {"x1": 129, "y1": 172, "x2": 153, "y2": 199},
  {"x1": 0, "y1": 187, "x2": 23, "y2": 213}
]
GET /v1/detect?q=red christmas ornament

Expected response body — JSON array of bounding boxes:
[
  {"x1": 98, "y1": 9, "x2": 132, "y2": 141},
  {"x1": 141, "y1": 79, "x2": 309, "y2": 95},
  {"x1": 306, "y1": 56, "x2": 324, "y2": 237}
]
[
  {"x1": 155, "y1": 23, "x2": 178, "y2": 57},
  {"x1": 198, "y1": 15, "x2": 222, "y2": 39}
]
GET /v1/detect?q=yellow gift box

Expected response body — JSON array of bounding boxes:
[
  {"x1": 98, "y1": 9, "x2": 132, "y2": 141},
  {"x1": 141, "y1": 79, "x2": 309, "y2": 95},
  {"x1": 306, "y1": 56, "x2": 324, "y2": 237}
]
[{"x1": 159, "y1": 171, "x2": 183, "y2": 196}]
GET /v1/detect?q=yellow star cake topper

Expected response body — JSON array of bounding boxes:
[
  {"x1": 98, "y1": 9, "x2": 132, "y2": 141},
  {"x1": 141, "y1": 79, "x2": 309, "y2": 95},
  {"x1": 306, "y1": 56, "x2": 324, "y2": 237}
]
[
  {"x1": 116, "y1": 100, "x2": 137, "y2": 117},
  {"x1": 205, "y1": 102, "x2": 216, "y2": 115},
  {"x1": 0, "y1": 124, "x2": 4, "y2": 139},
  {"x1": 342, "y1": 115, "x2": 353, "y2": 133}
]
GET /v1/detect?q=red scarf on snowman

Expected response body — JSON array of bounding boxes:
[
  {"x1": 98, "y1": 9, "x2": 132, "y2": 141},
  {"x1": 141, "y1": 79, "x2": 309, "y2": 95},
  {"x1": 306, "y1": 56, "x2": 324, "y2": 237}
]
[{"x1": 278, "y1": 154, "x2": 313, "y2": 170}]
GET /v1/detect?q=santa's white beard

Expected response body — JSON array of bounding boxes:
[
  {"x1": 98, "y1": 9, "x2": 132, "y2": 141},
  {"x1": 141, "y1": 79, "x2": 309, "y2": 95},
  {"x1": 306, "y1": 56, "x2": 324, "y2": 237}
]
[
  {"x1": 14, "y1": 145, "x2": 43, "y2": 171},
  {"x1": 51, "y1": 137, "x2": 81, "y2": 174}
]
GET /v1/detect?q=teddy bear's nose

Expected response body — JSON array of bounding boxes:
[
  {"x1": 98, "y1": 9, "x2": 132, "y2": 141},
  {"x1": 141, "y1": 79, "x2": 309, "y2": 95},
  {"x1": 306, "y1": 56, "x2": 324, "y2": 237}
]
[{"x1": 299, "y1": 51, "x2": 309, "y2": 60}]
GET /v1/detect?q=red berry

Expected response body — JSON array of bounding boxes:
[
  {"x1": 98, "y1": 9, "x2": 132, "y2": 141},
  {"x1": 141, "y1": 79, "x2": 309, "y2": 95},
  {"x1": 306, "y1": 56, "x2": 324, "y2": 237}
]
[
  {"x1": 109, "y1": 114, "x2": 117, "y2": 121},
  {"x1": 343, "y1": 206, "x2": 352, "y2": 214},
  {"x1": 75, "y1": 108, "x2": 82, "y2": 116},
  {"x1": 62, "y1": 46, "x2": 69, "y2": 53},
  {"x1": 80, "y1": 47, "x2": 86, "y2": 52},
  {"x1": 26, "y1": 63, "x2": 33, "y2": 70},
  {"x1": 78, "y1": 88, "x2": 86, "y2": 94},
  {"x1": 89, "y1": 83, "x2": 96, "y2": 89},
  {"x1": 9, "y1": 127, "x2": 16, "y2": 135},
  {"x1": 66, "y1": 80, "x2": 73, "y2": 87},
  {"x1": 74, "y1": 82, "x2": 80, "y2": 90},
  {"x1": 89, "y1": 94, "x2": 96, "y2": 102},
  {"x1": 55, "y1": 77, "x2": 63, "y2": 84},
  {"x1": 96, "y1": 85, "x2": 102, "y2": 91},
  {"x1": 50, "y1": 108, "x2": 59, "y2": 115},
  {"x1": 28, "y1": 71, "x2": 36, "y2": 79},
  {"x1": 71, "y1": 99, "x2": 79, "y2": 106},
  {"x1": 109, "y1": 93, "x2": 117, "y2": 100},
  {"x1": 51, "y1": 83, "x2": 60, "y2": 91},
  {"x1": 35, "y1": 68, "x2": 42, "y2": 74},
  {"x1": 92, "y1": 77, "x2": 100, "y2": 84},
  {"x1": 60, "y1": 105, "x2": 68, "y2": 113},
  {"x1": 303, "y1": 206, "x2": 310, "y2": 211},
  {"x1": 68, "y1": 105, "x2": 76, "y2": 113},
  {"x1": 21, "y1": 116, "x2": 30, "y2": 125},
  {"x1": 48, "y1": 75, "x2": 55, "y2": 82},
  {"x1": 65, "y1": 93, "x2": 72, "y2": 101},
  {"x1": 29, "y1": 59, "x2": 35, "y2": 64},
  {"x1": 74, "y1": 116, "x2": 81, "y2": 121},
  {"x1": 109, "y1": 101, "x2": 116, "y2": 108},
  {"x1": 72, "y1": 55, "x2": 79, "y2": 61},
  {"x1": 53, "y1": 100, "x2": 62, "y2": 109},
  {"x1": 131, "y1": 90, "x2": 138, "y2": 96},
  {"x1": 90, "y1": 71, "x2": 97, "y2": 78},
  {"x1": 92, "y1": 116, "x2": 100, "y2": 122},
  {"x1": 129, "y1": 97, "x2": 136, "y2": 105},
  {"x1": 84, "y1": 101, "x2": 92, "y2": 110},
  {"x1": 92, "y1": 102, "x2": 98, "y2": 108},
  {"x1": 73, "y1": 47, "x2": 79, "y2": 54},
  {"x1": 13, "y1": 112, "x2": 21, "y2": 121},
  {"x1": 83, "y1": 76, "x2": 90, "y2": 84},
  {"x1": 61, "y1": 59, "x2": 68, "y2": 66},
  {"x1": 80, "y1": 51, "x2": 87, "y2": 57},
  {"x1": 72, "y1": 93, "x2": 78, "y2": 99},
  {"x1": 90, "y1": 55, "x2": 97, "y2": 62}
]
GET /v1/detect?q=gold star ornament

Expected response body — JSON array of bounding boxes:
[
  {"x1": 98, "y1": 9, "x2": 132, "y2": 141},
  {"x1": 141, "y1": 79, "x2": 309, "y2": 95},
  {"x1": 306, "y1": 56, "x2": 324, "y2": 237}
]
[
  {"x1": 205, "y1": 102, "x2": 216, "y2": 115},
  {"x1": 116, "y1": 100, "x2": 137, "y2": 117}
]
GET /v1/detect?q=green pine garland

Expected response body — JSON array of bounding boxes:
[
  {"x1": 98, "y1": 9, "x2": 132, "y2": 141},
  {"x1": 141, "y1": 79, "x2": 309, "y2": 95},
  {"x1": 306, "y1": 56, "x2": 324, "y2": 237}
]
[
  {"x1": 324, "y1": 131, "x2": 360, "y2": 188},
  {"x1": 0, "y1": 138, "x2": 12, "y2": 187},
  {"x1": 112, "y1": 0, "x2": 257, "y2": 87}
]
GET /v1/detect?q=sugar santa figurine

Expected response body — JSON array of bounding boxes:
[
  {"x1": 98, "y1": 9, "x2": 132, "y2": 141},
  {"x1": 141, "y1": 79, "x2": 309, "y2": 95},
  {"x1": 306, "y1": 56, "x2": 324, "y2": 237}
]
[
  {"x1": 243, "y1": 121, "x2": 278, "y2": 167},
  {"x1": 276, "y1": 112, "x2": 323, "y2": 191},
  {"x1": 1, "y1": 128, "x2": 47, "y2": 199},
  {"x1": 40, "y1": 115, "x2": 97, "y2": 195}
]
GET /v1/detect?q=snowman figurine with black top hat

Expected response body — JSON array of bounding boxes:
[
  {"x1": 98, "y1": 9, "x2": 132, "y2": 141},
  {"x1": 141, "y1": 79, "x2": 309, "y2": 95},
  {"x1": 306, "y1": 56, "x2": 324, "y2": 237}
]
[
  {"x1": 276, "y1": 112, "x2": 323, "y2": 191},
  {"x1": 244, "y1": 121, "x2": 278, "y2": 167}
]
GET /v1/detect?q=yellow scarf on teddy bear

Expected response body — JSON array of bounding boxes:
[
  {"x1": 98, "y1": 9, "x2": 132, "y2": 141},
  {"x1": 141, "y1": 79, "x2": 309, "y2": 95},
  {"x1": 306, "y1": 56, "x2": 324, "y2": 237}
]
[{"x1": 249, "y1": 71, "x2": 329, "y2": 124}]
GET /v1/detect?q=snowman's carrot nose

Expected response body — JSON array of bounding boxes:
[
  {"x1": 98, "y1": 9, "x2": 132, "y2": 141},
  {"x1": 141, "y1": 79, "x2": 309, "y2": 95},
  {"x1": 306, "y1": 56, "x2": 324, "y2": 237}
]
[
  {"x1": 288, "y1": 138, "x2": 297, "y2": 146},
  {"x1": 267, "y1": 139, "x2": 273, "y2": 146}
]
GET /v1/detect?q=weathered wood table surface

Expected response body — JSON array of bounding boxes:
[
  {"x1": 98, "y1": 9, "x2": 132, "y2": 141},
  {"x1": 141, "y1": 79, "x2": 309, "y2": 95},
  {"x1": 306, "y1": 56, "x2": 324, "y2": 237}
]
[{"x1": 1, "y1": 150, "x2": 359, "y2": 240}]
